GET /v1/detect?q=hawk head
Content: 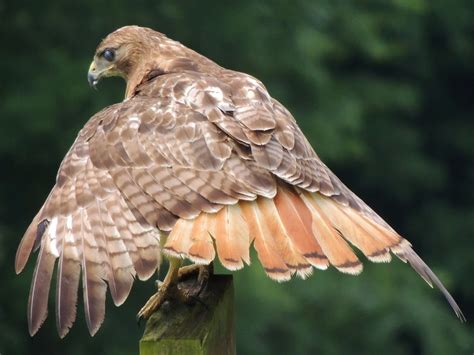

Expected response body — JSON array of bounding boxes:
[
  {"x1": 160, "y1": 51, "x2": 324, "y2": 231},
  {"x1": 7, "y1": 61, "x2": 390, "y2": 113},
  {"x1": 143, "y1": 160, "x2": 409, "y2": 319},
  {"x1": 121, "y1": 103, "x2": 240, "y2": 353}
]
[
  {"x1": 87, "y1": 26, "x2": 162, "y2": 88},
  {"x1": 87, "y1": 26, "x2": 219, "y2": 98}
]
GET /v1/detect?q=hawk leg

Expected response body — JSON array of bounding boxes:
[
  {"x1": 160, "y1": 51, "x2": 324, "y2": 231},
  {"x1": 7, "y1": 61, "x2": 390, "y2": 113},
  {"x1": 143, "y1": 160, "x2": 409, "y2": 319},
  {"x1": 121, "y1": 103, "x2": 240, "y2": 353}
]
[
  {"x1": 178, "y1": 262, "x2": 214, "y2": 287},
  {"x1": 137, "y1": 259, "x2": 214, "y2": 321}
]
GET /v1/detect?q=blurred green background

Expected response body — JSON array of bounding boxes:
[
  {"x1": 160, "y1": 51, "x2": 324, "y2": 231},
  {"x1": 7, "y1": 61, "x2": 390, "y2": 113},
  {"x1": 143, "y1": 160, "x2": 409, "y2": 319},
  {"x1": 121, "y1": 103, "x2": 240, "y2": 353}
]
[{"x1": 1, "y1": 0, "x2": 473, "y2": 354}]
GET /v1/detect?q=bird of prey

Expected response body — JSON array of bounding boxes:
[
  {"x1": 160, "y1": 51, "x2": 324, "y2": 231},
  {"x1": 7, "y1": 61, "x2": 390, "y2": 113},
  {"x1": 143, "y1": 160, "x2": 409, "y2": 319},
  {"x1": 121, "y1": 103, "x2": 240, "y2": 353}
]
[{"x1": 15, "y1": 25, "x2": 465, "y2": 338}]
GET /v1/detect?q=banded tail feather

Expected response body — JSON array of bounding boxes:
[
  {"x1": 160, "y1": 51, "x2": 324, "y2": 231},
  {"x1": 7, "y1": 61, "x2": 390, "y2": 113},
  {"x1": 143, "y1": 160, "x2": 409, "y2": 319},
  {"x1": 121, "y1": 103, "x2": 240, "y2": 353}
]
[
  {"x1": 162, "y1": 183, "x2": 465, "y2": 321},
  {"x1": 162, "y1": 183, "x2": 398, "y2": 274}
]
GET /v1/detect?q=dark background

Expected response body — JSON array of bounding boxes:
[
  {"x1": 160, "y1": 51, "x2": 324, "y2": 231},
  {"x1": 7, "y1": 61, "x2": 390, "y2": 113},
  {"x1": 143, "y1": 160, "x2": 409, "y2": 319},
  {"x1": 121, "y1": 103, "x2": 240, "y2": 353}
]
[{"x1": 1, "y1": 1, "x2": 473, "y2": 354}]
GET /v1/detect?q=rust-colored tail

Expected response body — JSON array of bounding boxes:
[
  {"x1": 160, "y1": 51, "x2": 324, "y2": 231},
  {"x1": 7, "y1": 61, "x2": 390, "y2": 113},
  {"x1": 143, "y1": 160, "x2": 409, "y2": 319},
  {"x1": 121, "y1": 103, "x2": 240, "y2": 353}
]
[{"x1": 163, "y1": 183, "x2": 465, "y2": 321}]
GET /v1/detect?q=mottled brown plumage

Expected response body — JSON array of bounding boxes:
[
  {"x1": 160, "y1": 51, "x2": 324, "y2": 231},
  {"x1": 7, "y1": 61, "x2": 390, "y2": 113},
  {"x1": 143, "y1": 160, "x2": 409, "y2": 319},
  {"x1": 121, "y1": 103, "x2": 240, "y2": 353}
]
[{"x1": 16, "y1": 25, "x2": 465, "y2": 337}]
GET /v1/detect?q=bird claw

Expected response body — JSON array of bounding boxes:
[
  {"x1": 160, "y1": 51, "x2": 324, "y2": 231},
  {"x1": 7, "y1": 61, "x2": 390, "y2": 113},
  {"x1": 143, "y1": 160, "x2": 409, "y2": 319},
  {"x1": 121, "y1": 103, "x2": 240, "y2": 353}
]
[
  {"x1": 155, "y1": 280, "x2": 163, "y2": 289},
  {"x1": 136, "y1": 283, "x2": 170, "y2": 322},
  {"x1": 136, "y1": 263, "x2": 213, "y2": 323}
]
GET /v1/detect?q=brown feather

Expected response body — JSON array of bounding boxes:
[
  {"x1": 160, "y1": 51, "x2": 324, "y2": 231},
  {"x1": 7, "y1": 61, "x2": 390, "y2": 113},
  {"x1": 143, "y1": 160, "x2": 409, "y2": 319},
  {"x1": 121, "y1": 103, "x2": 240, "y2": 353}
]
[
  {"x1": 393, "y1": 244, "x2": 466, "y2": 322},
  {"x1": 16, "y1": 211, "x2": 43, "y2": 274},
  {"x1": 28, "y1": 225, "x2": 57, "y2": 336},
  {"x1": 234, "y1": 104, "x2": 276, "y2": 131},
  {"x1": 256, "y1": 198, "x2": 312, "y2": 279},
  {"x1": 187, "y1": 213, "x2": 216, "y2": 264},
  {"x1": 338, "y1": 201, "x2": 402, "y2": 248},
  {"x1": 112, "y1": 167, "x2": 178, "y2": 230},
  {"x1": 171, "y1": 167, "x2": 240, "y2": 204},
  {"x1": 212, "y1": 204, "x2": 250, "y2": 270},
  {"x1": 98, "y1": 200, "x2": 135, "y2": 306},
  {"x1": 56, "y1": 214, "x2": 81, "y2": 338},
  {"x1": 112, "y1": 195, "x2": 160, "y2": 280},
  {"x1": 312, "y1": 194, "x2": 393, "y2": 262},
  {"x1": 300, "y1": 192, "x2": 362, "y2": 274},
  {"x1": 240, "y1": 201, "x2": 291, "y2": 281},
  {"x1": 163, "y1": 218, "x2": 194, "y2": 258},
  {"x1": 274, "y1": 185, "x2": 329, "y2": 269},
  {"x1": 82, "y1": 208, "x2": 107, "y2": 336},
  {"x1": 251, "y1": 138, "x2": 283, "y2": 170}
]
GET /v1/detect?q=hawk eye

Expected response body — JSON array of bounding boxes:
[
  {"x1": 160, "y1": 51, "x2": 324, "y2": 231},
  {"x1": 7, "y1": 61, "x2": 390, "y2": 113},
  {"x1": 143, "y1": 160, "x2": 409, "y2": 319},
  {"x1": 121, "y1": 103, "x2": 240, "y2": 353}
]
[{"x1": 102, "y1": 49, "x2": 115, "y2": 62}]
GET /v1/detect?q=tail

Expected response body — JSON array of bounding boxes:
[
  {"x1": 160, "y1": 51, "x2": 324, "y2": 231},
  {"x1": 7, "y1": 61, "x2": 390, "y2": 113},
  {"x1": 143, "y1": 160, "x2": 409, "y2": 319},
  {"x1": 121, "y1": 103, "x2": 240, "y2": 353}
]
[{"x1": 163, "y1": 183, "x2": 466, "y2": 322}]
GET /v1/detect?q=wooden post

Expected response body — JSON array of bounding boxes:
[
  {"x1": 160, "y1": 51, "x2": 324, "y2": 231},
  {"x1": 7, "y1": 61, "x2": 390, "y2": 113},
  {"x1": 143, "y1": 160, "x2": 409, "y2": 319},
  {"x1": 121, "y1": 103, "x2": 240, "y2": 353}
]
[{"x1": 139, "y1": 274, "x2": 235, "y2": 355}]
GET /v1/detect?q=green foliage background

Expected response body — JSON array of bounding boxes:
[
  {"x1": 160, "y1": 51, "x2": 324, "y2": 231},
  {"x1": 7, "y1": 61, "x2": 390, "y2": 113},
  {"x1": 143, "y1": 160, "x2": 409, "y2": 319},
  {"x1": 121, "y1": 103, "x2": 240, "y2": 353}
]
[{"x1": 1, "y1": 1, "x2": 473, "y2": 354}]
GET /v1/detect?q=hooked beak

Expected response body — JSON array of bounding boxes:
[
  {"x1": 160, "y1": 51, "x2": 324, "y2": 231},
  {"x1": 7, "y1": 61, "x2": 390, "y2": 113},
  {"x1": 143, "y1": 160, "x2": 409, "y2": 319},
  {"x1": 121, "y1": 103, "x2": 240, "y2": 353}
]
[
  {"x1": 88, "y1": 60, "x2": 111, "y2": 89},
  {"x1": 87, "y1": 61, "x2": 100, "y2": 89},
  {"x1": 88, "y1": 72, "x2": 99, "y2": 89}
]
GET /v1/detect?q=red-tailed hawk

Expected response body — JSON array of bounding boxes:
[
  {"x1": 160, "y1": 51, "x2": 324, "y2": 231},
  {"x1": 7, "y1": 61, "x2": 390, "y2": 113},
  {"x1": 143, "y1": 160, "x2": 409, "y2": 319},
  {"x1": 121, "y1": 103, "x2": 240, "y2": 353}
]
[{"x1": 15, "y1": 25, "x2": 465, "y2": 338}]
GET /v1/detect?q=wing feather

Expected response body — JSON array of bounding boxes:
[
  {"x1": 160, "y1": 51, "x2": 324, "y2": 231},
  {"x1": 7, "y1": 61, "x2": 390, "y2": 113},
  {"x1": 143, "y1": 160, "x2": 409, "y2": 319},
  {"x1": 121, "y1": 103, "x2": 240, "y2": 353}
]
[
  {"x1": 27, "y1": 220, "x2": 57, "y2": 336},
  {"x1": 15, "y1": 210, "x2": 43, "y2": 274},
  {"x1": 82, "y1": 205, "x2": 107, "y2": 336},
  {"x1": 56, "y1": 214, "x2": 81, "y2": 338}
]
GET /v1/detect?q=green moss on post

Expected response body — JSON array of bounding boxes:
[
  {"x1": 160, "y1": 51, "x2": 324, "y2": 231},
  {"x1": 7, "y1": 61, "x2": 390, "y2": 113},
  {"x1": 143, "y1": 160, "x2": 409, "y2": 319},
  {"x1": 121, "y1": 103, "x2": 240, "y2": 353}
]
[{"x1": 139, "y1": 275, "x2": 235, "y2": 355}]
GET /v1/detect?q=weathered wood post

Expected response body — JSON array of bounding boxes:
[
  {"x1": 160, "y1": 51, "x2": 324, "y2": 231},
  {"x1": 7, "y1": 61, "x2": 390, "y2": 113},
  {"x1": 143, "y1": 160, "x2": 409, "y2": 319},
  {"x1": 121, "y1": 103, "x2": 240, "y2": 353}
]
[{"x1": 139, "y1": 275, "x2": 235, "y2": 355}]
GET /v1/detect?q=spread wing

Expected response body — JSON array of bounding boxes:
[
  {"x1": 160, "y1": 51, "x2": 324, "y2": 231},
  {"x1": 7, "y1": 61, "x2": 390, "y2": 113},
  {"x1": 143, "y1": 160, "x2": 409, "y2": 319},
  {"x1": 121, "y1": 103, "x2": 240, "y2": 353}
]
[{"x1": 15, "y1": 70, "x2": 465, "y2": 337}]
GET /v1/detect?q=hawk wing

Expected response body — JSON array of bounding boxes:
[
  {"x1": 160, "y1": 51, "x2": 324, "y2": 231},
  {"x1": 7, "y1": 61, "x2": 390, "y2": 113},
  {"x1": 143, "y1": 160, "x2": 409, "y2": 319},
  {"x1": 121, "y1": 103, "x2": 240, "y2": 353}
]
[{"x1": 16, "y1": 70, "x2": 464, "y2": 337}]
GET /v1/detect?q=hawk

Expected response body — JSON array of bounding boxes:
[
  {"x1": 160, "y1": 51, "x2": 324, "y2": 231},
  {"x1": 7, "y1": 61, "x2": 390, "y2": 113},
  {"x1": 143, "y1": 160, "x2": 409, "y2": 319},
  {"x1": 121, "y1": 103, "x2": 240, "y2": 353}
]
[{"x1": 15, "y1": 26, "x2": 465, "y2": 338}]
